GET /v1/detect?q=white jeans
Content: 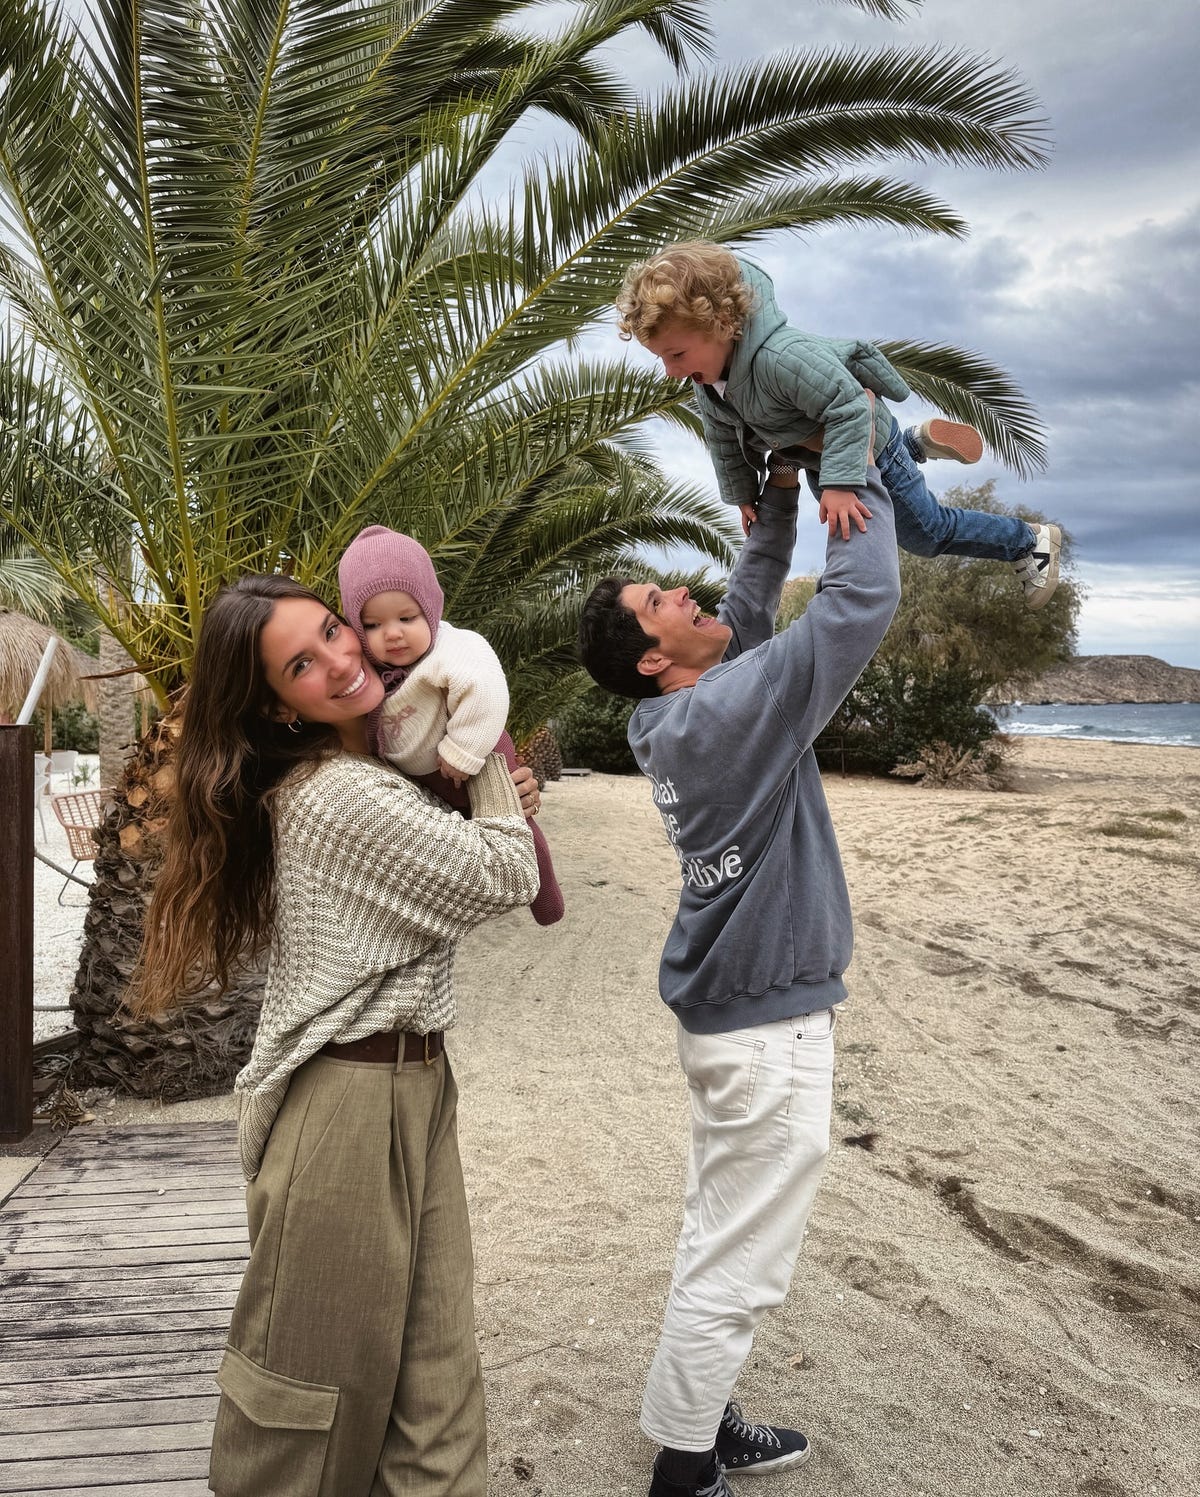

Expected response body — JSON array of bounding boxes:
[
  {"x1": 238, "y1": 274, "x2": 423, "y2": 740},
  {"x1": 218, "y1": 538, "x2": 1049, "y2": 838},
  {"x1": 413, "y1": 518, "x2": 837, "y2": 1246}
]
[{"x1": 640, "y1": 1008, "x2": 837, "y2": 1451}]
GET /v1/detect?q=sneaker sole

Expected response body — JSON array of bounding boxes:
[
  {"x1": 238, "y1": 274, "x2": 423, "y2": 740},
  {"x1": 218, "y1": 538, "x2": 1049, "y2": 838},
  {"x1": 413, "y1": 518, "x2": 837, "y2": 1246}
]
[
  {"x1": 922, "y1": 419, "x2": 984, "y2": 464},
  {"x1": 1024, "y1": 524, "x2": 1062, "y2": 612},
  {"x1": 719, "y1": 1446, "x2": 813, "y2": 1478}
]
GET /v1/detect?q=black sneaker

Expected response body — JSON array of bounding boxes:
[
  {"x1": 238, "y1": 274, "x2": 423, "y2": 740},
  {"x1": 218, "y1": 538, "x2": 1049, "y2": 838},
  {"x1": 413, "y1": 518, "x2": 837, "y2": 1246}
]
[
  {"x1": 648, "y1": 1453, "x2": 734, "y2": 1497},
  {"x1": 715, "y1": 1400, "x2": 811, "y2": 1477}
]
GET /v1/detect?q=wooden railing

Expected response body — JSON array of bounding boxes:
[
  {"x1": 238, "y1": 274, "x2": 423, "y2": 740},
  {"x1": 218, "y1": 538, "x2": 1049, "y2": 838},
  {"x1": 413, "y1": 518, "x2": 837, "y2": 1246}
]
[{"x1": 0, "y1": 724, "x2": 34, "y2": 1141}]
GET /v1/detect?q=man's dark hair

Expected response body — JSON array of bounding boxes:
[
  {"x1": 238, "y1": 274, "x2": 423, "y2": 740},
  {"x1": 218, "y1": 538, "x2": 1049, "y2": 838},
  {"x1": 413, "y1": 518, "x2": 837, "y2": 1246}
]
[{"x1": 578, "y1": 577, "x2": 662, "y2": 699}]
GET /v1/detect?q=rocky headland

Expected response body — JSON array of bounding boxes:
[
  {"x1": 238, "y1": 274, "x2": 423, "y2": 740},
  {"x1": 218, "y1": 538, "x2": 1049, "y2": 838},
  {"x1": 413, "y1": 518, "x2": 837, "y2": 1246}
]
[{"x1": 996, "y1": 653, "x2": 1200, "y2": 705}]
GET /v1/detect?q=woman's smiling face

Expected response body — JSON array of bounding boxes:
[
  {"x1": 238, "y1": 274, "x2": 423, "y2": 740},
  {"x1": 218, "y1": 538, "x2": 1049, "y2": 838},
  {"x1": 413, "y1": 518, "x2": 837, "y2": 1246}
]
[{"x1": 259, "y1": 597, "x2": 385, "y2": 734}]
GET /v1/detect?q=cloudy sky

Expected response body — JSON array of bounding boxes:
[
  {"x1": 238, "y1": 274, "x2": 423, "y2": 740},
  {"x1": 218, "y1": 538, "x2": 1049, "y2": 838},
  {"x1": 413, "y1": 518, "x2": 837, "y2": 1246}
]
[{"x1": 597, "y1": 0, "x2": 1200, "y2": 667}]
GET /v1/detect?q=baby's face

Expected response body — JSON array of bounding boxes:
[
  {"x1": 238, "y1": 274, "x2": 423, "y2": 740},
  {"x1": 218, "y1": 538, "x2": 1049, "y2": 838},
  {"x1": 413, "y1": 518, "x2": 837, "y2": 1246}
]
[
  {"x1": 360, "y1": 589, "x2": 433, "y2": 669},
  {"x1": 641, "y1": 320, "x2": 735, "y2": 386}
]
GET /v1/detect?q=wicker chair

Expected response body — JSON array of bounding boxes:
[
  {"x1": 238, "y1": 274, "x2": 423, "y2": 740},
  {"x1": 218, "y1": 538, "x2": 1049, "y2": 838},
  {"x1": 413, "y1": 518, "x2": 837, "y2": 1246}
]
[{"x1": 50, "y1": 789, "x2": 105, "y2": 905}]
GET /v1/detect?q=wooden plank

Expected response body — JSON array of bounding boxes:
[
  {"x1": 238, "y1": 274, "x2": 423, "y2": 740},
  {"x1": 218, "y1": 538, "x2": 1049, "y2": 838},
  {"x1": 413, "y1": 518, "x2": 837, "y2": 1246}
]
[
  {"x1": 13, "y1": 1177, "x2": 241, "y2": 1201},
  {"x1": 0, "y1": 1445, "x2": 210, "y2": 1491},
  {"x1": 0, "y1": 1260, "x2": 244, "y2": 1292},
  {"x1": 0, "y1": 1347, "x2": 223, "y2": 1389},
  {"x1": 46, "y1": 1483, "x2": 211, "y2": 1496},
  {"x1": 0, "y1": 1418, "x2": 214, "y2": 1461},
  {"x1": 32, "y1": 1152, "x2": 235, "y2": 1169},
  {"x1": 43, "y1": 1130, "x2": 237, "y2": 1150},
  {"x1": 1, "y1": 1329, "x2": 228, "y2": 1364},
  {"x1": 30, "y1": 1153, "x2": 240, "y2": 1173},
  {"x1": 4, "y1": 1307, "x2": 233, "y2": 1341},
  {"x1": 0, "y1": 1285, "x2": 239, "y2": 1318},
  {"x1": 0, "y1": 1394, "x2": 218, "y2": 1435},
  {"x1": 0, "y1": 1123, "x2": 251, "y2": 1487},
  {"x1": 57, "y1": 1122, "x2": 236, "y2": 1140},
  {"x1": 1, "y1": 1241, "x2": 249, "y2": 1270},
  {"x1": 7, "y1": 1196, "x2": 244, "y2": 1223},
  {"x1": 0, "y1": 1271, "x2": 245, "y2": 1307},
  {"x1": 16, "y1": 1169, "x2": 241, "y2": 1191},
  {"x1": 34, "y1": 1135, "x2": 236, "y2": 1156},
  {"x1": 0, "y1": 1371, "x2": 218, "y2": 1412},
  {"x1": 1, "y1": 1221, "x2": 248, "y2": 1252},
  {"x1": 59, "y1": 1125, "x2": 236, "y2": 1143},
  {"x1": 0, "y1": 725, "x2": 34, "y2": 1143}
]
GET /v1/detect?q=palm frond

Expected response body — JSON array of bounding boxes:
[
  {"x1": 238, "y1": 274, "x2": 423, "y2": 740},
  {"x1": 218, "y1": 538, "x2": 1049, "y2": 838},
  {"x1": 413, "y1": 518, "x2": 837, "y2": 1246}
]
[
  {"x1": 880, "y1": 339, "x2": 1048, "y2": 477},
  {"x1": 1, "y1": 0, "x2": 1049, "y2": 722}
]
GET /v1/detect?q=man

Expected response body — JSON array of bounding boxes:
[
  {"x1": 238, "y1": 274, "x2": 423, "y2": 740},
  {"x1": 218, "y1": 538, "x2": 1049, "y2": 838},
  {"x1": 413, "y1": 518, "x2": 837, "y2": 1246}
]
[{"x1": 578, "y1": 447, "x2": 901, "y2": 1497}]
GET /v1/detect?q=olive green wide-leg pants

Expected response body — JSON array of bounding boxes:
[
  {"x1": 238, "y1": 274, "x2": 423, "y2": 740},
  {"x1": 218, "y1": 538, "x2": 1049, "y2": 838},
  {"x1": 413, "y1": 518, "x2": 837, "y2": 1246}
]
[{"x1": 209, "y1": 1051, "x2": 486, "y2": 1497}]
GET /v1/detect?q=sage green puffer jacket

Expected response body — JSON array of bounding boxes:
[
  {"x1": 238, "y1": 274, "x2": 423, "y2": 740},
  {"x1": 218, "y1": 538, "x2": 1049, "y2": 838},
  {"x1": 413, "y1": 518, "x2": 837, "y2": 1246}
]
[{"x1": 695, "y1": 258, "x2": 910, "y2": 505}]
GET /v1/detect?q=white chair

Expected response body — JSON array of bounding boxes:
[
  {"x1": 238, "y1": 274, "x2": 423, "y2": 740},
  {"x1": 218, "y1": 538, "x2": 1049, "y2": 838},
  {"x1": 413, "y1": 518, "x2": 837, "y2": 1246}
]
[
  {"x1": 49, "y1": 748, "x2": 78, "y2": 790},
  {"x1": 33, "y1": 753, "x2": 51, "y2": 839}
]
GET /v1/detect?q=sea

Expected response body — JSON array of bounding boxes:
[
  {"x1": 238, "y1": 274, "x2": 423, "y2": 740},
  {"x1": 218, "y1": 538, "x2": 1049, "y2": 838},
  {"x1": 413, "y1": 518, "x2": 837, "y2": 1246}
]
[{"x1": 989, "y1": 701, "x2": 1200, "y2": 750}]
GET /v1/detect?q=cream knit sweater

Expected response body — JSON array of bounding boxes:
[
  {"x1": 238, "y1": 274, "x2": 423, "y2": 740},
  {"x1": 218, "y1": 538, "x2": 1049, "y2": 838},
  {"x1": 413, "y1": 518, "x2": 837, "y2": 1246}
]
[
  {"x1": 377, "y1": 620, "x2": 509, "y2": 779},
  {"x1": 234, "y1": 751, "x2": 537, "y2": 1179}
]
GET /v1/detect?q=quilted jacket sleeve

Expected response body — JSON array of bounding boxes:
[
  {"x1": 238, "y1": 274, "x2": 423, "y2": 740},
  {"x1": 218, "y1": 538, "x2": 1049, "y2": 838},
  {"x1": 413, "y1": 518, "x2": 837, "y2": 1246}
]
[{"x1": 697, "y1": 393, "x2": 766, "y2": 510}]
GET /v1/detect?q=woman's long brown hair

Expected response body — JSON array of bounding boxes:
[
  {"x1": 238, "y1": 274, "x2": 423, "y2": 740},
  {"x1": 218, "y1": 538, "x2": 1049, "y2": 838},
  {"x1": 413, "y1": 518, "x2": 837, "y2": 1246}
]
[{"x1": 132, "y1": 575, "x2": 341, "y2": 1016}]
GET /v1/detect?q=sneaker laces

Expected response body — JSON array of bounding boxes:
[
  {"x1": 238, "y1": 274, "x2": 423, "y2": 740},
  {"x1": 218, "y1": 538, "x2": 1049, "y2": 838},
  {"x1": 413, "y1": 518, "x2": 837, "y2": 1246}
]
[
  {"x1": 724, "y1": 1400, "x2": 782, "y2": 1450},
  {"x1": 697, "y1": 1469, "x2": 734, "y2": 1497},
  {"x1": 1012, "y1": 541, "x2": 1050, "y2": 585}
]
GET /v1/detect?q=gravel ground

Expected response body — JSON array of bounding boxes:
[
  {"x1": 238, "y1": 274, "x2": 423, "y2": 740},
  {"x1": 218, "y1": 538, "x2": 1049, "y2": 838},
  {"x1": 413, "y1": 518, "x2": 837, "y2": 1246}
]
[{"x1": 30, "y1": 755, "x2": 100, "y2": 1044}]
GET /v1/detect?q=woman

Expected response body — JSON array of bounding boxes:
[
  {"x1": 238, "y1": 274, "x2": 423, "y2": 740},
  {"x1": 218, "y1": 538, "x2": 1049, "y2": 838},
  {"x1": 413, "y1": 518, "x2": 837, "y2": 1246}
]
[{"x1": 136, "y1": 574, "x2": 541, "y2": 1496}]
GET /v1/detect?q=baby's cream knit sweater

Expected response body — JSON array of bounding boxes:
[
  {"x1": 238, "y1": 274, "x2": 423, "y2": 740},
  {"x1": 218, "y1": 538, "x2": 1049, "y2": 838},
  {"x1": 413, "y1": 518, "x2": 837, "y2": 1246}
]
[{"x1": 235, "y1": 751, "x2": 537, "y2": 1178}]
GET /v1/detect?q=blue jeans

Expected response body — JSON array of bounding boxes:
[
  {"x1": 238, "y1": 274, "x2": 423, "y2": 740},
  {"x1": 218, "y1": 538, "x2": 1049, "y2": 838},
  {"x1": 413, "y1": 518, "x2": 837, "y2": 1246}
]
[
  {"x1": 802, "y1": 418, "x2": 1035, "y2": 561},
  {"x1": 879, "y1": 417, "x2": 1035, "y2": 561}
]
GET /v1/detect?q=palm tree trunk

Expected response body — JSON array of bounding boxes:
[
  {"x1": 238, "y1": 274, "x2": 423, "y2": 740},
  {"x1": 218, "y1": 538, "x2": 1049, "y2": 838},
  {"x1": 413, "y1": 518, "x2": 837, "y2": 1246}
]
[
  {"x1": 69, "y1": 714, "x2": 264, "y2": 1099},
  {"x1": 95, "y1": 626, "x2": 135, "y2": 789}
]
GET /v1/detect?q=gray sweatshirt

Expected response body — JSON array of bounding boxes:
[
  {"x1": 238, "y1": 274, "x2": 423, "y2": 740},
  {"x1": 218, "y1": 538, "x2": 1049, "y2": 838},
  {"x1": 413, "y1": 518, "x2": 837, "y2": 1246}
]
[{"x1": 627, "y1": 470, "x2": 901, "y2": 1033}]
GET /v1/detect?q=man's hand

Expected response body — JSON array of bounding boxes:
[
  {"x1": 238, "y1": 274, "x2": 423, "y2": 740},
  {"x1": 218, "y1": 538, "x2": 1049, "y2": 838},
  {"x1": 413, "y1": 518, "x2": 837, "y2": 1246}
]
[
  {"x1": 819, "y1": 487, "x2": 872, "y2": 541},
  {"x1": 738, "y1": 501, "x2": 758, "y2": 537}
]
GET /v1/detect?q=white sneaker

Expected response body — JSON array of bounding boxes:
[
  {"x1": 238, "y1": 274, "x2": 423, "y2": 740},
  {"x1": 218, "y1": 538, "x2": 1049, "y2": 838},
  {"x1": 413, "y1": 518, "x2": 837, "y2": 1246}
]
[
  {"x1": 1012, "y1": 523, "x2": 1062, "y2": 610},
  {"x1": 913, "y1": 418, "x2": 984, "y2": 464}
]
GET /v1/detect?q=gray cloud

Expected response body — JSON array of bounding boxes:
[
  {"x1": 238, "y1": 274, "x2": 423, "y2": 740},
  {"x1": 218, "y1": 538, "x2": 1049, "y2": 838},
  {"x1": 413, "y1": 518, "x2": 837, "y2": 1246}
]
[{"x1": 597, "y1": 0, "x2": 1200, "y2": 659}]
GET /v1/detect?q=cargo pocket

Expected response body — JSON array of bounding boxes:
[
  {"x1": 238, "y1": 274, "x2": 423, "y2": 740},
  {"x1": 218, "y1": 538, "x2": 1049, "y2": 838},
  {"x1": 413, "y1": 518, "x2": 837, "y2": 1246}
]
[{"x1": 210, "y1": 1345, "x2": 338, "y2": 1497}]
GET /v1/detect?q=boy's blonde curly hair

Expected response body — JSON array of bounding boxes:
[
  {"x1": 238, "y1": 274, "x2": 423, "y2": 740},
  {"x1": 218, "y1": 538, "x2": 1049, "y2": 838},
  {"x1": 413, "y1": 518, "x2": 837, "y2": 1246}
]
[{"x1": 616, "y1": 241, "x2": 757, "y2": 345}]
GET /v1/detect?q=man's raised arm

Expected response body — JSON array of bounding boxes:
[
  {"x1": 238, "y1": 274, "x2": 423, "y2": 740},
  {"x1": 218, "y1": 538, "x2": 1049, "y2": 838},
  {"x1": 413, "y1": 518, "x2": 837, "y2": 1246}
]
[{"x1": 716, "y1": 479, "x2": 800, "y2": 659}]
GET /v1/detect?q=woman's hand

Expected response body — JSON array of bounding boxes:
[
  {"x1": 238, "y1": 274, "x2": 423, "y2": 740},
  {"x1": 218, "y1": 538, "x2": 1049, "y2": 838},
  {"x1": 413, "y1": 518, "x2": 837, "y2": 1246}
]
[{"x1": 511, "y1": 763, "x2": 541, "y2": 817}]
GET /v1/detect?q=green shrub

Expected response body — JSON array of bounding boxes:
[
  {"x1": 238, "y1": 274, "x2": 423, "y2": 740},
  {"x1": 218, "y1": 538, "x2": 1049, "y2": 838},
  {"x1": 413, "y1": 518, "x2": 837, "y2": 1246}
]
[
  {"x1": 820, "y1": 662, "x2": 1003, "y2": 776},
  {"x1": 554, "y1": 687, "x2": 638, "y2": 774},
  {"x1": 27, "y1": 701, "x2": 100, "y2": 753}
]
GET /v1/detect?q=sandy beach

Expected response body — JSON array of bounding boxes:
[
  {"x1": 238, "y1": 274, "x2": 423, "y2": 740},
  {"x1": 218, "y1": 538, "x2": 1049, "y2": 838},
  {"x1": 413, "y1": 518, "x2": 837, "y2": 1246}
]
[{"x1": 24, "y1": 735, "x2": 1200, "y2": 1495}]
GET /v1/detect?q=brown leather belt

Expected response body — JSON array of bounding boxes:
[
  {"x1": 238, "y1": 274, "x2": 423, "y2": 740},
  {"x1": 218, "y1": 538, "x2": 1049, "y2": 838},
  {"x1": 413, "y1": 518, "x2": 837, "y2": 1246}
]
[{"x1": 320, "y1": 1030, "x2": 444, "y2": 1065}]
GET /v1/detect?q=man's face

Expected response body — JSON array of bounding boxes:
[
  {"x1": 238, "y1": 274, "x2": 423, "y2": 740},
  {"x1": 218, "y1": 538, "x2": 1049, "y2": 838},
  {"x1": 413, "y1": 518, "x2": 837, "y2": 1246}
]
[
  {"x1": 620, "y1": 581, "x2": 731, "y2": 681},
  {"x1": 641, "y1": 321, "x2": 735, "y2": 386}
]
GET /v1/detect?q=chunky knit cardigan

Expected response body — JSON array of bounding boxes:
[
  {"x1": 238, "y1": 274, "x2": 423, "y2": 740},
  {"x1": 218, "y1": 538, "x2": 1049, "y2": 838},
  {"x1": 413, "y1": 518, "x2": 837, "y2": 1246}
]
[{"x1": 234, "y1": 750, "x2": 538, "y2": 1179}]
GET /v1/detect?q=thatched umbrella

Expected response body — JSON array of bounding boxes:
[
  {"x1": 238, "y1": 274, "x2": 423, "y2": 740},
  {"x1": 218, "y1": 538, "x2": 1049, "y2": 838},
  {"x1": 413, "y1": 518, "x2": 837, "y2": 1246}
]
[{"x1": 0, "y1": 609, "x2": 97, "y2": 752}]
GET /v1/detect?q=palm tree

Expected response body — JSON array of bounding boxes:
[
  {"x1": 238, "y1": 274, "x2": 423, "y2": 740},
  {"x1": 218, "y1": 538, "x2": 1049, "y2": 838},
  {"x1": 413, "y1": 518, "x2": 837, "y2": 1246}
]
[
  {"x1": 0, "y1": 0, "x2": 1049, "y2": 1094},
  {"x1": 0, "y1": 522, "x2": 70, "y2": 623}
]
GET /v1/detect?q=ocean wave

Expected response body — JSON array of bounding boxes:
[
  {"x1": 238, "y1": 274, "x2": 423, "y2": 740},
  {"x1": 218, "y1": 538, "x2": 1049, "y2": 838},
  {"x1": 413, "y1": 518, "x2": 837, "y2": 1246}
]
[
  {"x1": 992, "y1": 703, "x2": 1200, "y2": 749},
  {"x1": 1003, "y1": 722, "x2": 1084, "y2": 736}
]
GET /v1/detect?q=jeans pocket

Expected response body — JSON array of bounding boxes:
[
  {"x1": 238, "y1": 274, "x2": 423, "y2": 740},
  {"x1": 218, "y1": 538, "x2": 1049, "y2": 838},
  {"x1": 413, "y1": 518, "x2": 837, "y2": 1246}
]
[
  {"x1": 210, "y1": 1346, "x2": 338, "y2": 1497},
  {"x1": 796, "y1": 1006, "x2": 837, "y2": 1040},
  {"x1": 680, "y1": 1030, "x2": 766, "y2": 1118}
]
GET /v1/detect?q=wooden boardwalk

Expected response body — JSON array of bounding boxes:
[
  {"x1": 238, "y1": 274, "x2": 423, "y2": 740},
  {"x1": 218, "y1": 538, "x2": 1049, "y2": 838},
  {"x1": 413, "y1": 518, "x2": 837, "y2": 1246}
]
[{"x1": 0, "y1": 1122, "x2": 245, "y2": 1495}]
